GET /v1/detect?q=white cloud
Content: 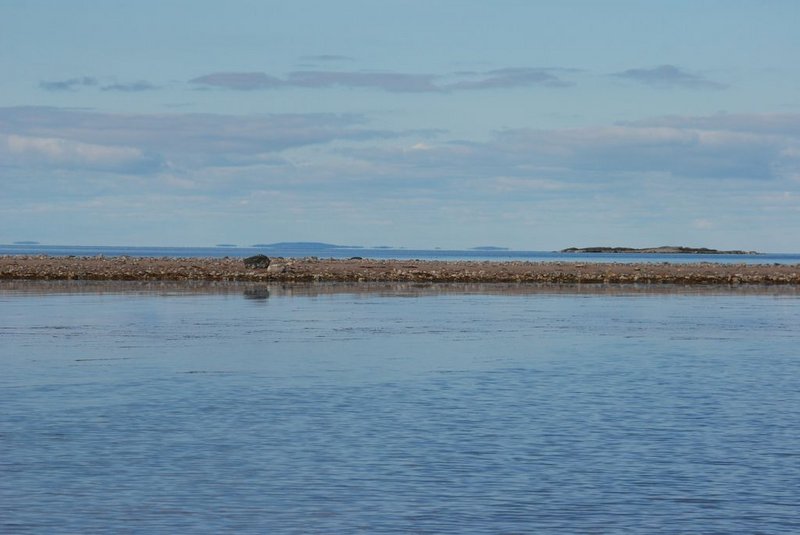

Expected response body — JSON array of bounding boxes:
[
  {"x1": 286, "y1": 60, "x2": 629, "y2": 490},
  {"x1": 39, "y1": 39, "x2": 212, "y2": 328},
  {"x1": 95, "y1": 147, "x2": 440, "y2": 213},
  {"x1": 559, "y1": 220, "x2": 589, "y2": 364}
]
[
  {"x1": 488, "y1": 177, "x2": 570, "y2": 192},
  {"x1": 3, "y1": 134, "x2": 162, "y2": 173},
  {"x1": 692, "y1": 218, "x2": 714, "y2": 230},
  {"x1": 0, "y1": 106, "x2": 395, "y2": 174}
]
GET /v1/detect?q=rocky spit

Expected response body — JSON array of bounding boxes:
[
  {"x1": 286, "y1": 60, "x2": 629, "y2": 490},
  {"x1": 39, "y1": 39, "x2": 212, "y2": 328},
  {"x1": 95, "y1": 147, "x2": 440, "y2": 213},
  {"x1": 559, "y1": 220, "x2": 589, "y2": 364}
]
[{"x1": 2, "y1": 255, "x2": 800, "y2": 285}]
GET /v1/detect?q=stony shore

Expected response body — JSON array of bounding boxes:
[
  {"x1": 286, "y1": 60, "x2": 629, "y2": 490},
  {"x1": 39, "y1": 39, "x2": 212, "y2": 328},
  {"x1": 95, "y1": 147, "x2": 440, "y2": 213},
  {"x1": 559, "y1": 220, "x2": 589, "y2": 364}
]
[{"x1": 2, "y1": 255, "x2": 800, "y2": 285}]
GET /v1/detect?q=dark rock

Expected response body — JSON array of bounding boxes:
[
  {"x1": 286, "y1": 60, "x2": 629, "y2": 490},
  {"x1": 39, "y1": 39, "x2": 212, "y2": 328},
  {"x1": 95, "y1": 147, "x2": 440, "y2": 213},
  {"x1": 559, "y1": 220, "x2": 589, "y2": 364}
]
[{"x1": 243, "y1": 254, "x2": 271, "y2": 269}]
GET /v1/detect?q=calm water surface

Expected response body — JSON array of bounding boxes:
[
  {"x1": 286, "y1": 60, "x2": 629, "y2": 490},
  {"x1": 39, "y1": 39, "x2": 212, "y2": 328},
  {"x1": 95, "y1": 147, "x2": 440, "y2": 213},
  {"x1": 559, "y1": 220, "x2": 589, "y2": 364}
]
[
  {"x1": 3, "y1": 243, "x2": 800, "y2": 263},
  {"x1": 2, "y1": 282, "x2": 799, "y2": 533}
]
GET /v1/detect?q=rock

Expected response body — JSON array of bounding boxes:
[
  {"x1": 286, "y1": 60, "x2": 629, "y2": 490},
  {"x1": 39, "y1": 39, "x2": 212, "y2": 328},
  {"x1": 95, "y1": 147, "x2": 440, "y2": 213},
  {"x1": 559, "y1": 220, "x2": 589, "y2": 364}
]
[
  {"x1": 243, "y1": 254, "x2": 271, "y2": 269},
  {"x1": 267, "y1": 262, "x2": 286, "y2": 274}
]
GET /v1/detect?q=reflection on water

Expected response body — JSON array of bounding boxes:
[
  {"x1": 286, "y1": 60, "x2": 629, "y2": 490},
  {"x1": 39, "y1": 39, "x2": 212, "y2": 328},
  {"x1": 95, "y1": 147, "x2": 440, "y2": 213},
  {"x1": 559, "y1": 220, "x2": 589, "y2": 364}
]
[
  {"x1": 242, "y1": 287, "x2": 270, "y2": 300},
  {"x1": 3, "y1": 279, "x2": 800, "y2": 298},
  {"x1": 2, "y1": 282, "x2": 800, "y2": 533}
]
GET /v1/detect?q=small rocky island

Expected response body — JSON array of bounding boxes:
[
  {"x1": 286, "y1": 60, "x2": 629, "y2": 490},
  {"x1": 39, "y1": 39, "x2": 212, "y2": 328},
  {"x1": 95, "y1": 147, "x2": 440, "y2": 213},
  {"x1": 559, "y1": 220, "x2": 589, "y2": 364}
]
[{"x1": 561, "y1": 246, "x2": 758, "y2": 255}]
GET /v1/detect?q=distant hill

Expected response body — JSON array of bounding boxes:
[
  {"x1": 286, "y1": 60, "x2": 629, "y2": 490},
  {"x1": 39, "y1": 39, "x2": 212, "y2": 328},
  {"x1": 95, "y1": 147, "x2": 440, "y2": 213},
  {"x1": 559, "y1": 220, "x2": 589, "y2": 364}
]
[
  {"x1": 561, "y1": 246, "x2": 758, "y2": 255},
  {"x1": 251, "y1": 242, "x2": 364, "y2": 249}
]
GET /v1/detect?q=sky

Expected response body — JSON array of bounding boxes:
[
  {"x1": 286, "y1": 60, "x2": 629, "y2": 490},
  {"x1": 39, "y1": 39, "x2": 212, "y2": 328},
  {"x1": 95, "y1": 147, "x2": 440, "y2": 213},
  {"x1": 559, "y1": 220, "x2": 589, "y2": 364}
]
[{"x1": 1, "y1": 0, "x2": 800, "y2": 251}]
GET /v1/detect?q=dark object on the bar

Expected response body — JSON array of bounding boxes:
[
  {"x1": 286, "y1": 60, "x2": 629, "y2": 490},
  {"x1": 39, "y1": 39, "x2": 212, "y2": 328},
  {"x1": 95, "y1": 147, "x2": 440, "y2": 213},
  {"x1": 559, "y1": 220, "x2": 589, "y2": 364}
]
[{"x1": 243, "y1": 255, "x2": 271, "y2": 269}]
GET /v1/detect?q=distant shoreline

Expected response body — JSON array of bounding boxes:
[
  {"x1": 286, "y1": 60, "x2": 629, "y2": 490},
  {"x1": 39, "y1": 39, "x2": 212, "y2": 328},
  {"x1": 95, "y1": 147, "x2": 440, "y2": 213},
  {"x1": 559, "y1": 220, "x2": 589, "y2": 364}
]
[
  {"x1": 561, "y1": 246, "x2": 759, "y2": 255},
  {"x1": 2, "y1": 255, "x2": 798, "y2": 285}
]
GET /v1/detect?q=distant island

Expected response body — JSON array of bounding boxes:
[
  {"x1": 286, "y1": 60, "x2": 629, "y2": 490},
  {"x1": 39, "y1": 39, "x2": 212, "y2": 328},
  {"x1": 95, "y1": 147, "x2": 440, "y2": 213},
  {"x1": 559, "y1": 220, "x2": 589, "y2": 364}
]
[
  {"x1": 251, "y1": 242, "x2": 364, "y2": 249},
  {"x1": 561, "y1": 246, "x2": 758, "y2": 255},
  {"x1": 471, "y1": 246, "x2": 510, "y2": 251}
]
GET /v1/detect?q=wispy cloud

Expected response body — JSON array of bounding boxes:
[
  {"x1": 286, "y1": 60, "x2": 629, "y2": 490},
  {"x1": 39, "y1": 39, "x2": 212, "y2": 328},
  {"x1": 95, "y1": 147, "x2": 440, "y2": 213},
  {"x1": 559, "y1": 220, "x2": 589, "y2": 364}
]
[
  {"x1": 286, "y1": 71, "x2": 440, "y2": 92},
  {"x1": 444, "y1": 68, "x2": 573, "y2": 90},
  {"x1": 299, "y1": 54, "x2": 354, "y2": 63},
  {"x1": 340, "y1": 113, "x2": 800, "y2": 184},
  {"x1": 488, "y1": 125, "x2": 785, "y2": 180},
  {"x1": 624, "y1": 113, "x2": 800, "y2": 136},
  {"x1": 40, "y1": 77, "x2": 159, "y2": 92},
  {"x1": 101, "y1": 81, "x2": 159, "y2": 92},
  {"x1": 39, "y1": 76, "x2": 98, "y2": 91},
  {"x1": 190, "y1": 67, "x2": 573, "y2": 93},
  {"x1": 611, "y1": 65, "x2": 725, "y2": 89},
  {"x1": 189, "y1": 70, "x2": 439, "y2": 92},
  {"x1": 188, "y1": 72, "x2": 283, "y2": 90}
]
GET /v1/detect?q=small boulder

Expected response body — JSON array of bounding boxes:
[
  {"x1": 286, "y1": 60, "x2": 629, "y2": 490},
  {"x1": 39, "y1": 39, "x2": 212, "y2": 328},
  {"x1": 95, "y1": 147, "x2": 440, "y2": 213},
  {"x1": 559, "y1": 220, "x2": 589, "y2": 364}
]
[
  {"x1": 267, "y1": 262, "x2": 286, "y2": 274},
  {"x1": 243, "y1": 254, "x2": 271, "y2": 269}
]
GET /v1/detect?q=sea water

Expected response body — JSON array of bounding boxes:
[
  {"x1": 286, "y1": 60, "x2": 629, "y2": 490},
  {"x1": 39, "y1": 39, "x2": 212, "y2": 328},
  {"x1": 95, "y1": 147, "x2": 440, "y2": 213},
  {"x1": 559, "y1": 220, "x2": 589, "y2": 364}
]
[
  {"x1": 2, "y1": 282, "x2": 799, "y2": 533},
  {"x1": 3, "y1": 243, "x2": 800, "y2": 264}
]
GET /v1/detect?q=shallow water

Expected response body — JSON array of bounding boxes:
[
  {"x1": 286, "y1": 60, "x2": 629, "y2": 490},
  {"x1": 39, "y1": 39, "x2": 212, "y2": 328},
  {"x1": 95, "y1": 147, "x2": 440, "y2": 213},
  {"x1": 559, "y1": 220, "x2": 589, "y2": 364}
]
[
  {"x1": 2, "y1": 282, "x2": 799, "y2": 533},
  {"x1": 3, "y1": 243, "x2": 800, "y2": 264}
]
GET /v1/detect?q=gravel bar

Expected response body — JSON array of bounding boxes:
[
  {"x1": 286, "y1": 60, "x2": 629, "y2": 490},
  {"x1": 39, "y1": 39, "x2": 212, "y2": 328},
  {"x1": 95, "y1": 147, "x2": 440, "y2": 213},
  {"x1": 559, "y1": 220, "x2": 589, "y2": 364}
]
[{"x1": 2, "y1": 255, "x2": 800, "y2": 285}]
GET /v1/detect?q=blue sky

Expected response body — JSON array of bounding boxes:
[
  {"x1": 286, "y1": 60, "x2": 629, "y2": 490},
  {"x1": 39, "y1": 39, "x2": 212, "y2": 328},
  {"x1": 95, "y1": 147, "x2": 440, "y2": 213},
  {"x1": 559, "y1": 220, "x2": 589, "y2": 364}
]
[{"x1": 2, "y1": 1, "x2": 800, "y2": 250}]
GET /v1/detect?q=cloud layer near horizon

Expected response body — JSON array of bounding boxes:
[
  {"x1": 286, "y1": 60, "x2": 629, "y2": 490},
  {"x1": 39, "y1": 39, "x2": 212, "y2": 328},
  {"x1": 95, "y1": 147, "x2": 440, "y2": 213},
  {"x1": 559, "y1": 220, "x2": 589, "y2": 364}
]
[
  {"x1": 3, "y1": 104, "x2": 796, "y2": 251},
  {"x1": 0, "y1": 106, "x2": 395, "y2": 170},
  {"x1": 2, "y1": 106, "x2": 798, "y2": 187}
]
